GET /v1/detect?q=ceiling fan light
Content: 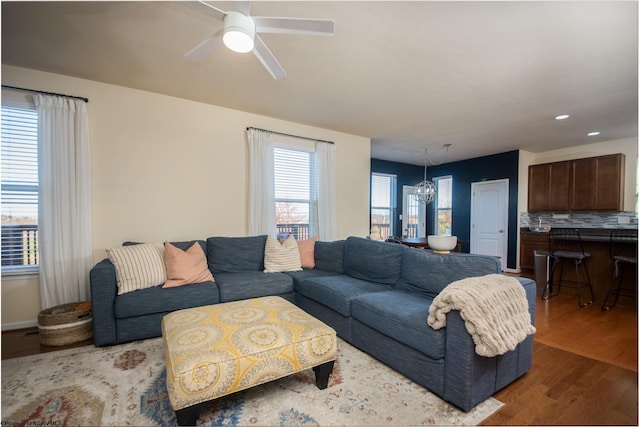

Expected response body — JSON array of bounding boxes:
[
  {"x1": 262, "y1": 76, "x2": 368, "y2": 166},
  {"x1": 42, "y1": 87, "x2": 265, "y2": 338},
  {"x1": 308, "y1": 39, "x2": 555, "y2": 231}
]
[
  {"x1": 224, "y1": 30, "x2": 254, "y2": 52},
  {"x1": 223, "y1": 11, "x2": 256, "y2": 53}
]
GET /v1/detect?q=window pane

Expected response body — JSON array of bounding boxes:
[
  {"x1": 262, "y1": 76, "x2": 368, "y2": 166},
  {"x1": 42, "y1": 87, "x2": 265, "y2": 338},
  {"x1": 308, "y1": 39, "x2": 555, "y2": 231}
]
[
  {"x1": 404, "y1": 193, "x2": 421, "y2": 238},
  {"x1": 274, "y1": 148, "x2": 310, "y2": 200},
  {"x1": 437, "y1": 209, "x2": 452, "y2": 235},
  {"x1": 274, "y1": 147, "x2": 314, "y2": 239},
  {"x1": 1, "y1": 106, "x2": 39, "y2": 268},
  {"x1": 435, "y1": 177, "x2": 453, "y2": 236},
  {"x1": 371, "y1": 174, "x2": 391, "y2": 208},
  {"x1": 436, "y1": 177, "x2": 452, "y2": 209},
  {"x1": 371, "y1": 173, "x2": 395, "y2": 237},
  {"x1": 275, "y1": 202, "x2": 309, "y2": 224}
]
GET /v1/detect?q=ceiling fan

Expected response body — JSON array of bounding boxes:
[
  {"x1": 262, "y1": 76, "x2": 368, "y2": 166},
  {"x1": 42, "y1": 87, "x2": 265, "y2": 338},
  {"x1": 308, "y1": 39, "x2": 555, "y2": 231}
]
[{"x1": 182, "y1": 1, "x2": 335, "y2": 79}]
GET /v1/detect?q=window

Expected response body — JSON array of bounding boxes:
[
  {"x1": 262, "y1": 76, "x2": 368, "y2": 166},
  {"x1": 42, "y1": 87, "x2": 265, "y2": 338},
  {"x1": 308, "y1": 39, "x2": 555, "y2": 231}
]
[
  {"x1": 403, "y1": 186, "x2": 425, "y2": 238},
  {"x1": 434, "y1": 176, "x2": 452, "y2": 235},
  {"x1": 371, "y1": 173, "x2": 396, "y2": 239},
  {"x1": 274, "y1": 146, "x2": 315, "y2": 240},
  {"x1": 1, "y1": 105, "x2": 39, "y2": 272}
]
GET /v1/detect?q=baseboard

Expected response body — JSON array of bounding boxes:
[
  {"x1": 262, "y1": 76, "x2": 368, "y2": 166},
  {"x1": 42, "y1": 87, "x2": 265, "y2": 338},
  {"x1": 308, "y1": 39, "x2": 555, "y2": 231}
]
[
  {"x1": 504, "y1": 267, "x2": 521, "y2": 274},
  {"x1": 2, "y1": 319, "x2": 38, "y2": 331}
]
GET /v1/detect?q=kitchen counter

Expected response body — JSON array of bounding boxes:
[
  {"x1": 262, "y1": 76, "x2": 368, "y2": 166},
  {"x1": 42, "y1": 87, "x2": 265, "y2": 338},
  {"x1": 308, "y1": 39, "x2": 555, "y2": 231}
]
[
  {"x1": 520, "y1": 228, "x2": 637, "y2": 242},
  {"x1": 520, "y1": 227, "x2": 637, "y2": 306}
]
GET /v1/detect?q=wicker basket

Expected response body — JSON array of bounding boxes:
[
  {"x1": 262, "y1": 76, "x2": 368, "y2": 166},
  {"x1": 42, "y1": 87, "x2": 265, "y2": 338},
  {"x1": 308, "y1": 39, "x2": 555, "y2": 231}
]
[{"x1": 38, "y1": 302, "x2": 93, "y2": 346}]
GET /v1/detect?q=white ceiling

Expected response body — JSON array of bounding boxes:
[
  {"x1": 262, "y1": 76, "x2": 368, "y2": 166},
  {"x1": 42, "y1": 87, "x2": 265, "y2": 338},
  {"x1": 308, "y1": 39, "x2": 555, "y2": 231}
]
[{"x1": 2, "y1": 1, "x2": 638, "y2": 165}]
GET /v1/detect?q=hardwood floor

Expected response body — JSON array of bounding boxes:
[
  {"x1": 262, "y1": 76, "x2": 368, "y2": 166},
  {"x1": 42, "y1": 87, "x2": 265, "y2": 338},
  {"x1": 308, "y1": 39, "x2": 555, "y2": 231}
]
[
  {"x1": 482, "y1": 293, "x2": 638, "y2": 425},
  {"x1": 2, "y1": 292, "x2": 637, "y2": 425}
]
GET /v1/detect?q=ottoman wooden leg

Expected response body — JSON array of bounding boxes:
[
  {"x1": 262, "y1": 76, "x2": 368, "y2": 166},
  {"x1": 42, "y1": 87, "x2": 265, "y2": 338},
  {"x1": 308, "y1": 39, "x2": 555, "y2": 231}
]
[
  {"x1": 313, "y1": 360, "x2": 335, "y2": 389},
  {"x1": 175, "y1": 404, "x2": 200, "y2": 426}
]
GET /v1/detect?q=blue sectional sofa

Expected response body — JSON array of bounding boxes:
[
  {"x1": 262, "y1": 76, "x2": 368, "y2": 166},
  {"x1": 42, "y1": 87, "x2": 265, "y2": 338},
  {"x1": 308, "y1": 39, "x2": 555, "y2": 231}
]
[{"x1": 90, "y1": 235, "x2": 536, "y2": 412}]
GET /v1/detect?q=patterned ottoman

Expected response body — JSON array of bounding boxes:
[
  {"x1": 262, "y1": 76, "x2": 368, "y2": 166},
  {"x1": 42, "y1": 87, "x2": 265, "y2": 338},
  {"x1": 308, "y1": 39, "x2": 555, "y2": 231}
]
[{"x1": 161, "y1": 296, "x2": 337, "y2": 425}]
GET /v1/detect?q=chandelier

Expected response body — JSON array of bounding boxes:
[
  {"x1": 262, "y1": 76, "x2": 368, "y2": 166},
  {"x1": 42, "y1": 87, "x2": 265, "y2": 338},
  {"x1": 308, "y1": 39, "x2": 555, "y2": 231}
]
[{"x1": 415, "y1": 144, "x2": 451, "y2": 204}]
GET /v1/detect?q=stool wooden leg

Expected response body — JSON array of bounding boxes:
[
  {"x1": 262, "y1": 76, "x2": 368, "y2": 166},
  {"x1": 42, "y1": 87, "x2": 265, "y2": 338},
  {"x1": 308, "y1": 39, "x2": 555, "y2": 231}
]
[
  {"x1": 176, "y1": 404, "x2": 200, "y2": 426},
  {"x1": 313, "y1": 360, "x2": 335, "y2": 389}
]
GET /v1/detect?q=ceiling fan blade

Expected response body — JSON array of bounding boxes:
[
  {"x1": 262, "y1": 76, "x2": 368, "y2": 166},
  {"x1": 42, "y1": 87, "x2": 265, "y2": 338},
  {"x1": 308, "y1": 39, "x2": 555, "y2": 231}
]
[
  {"x1": 185, "y1": 29, "x2": 224, "y2": 61},
  {"x1": 253, "y1": 17, "x2": 335, "y2": 35},
  {"x1": 252, "y1": 35, "x2": 287, "y2": 79},
  {"x1": 180, "y1": 1, "x2": 226, "y2": 21}
]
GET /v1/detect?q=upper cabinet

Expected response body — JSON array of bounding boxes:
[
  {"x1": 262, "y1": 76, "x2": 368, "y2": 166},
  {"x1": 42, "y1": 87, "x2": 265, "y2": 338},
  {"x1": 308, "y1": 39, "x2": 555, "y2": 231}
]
[
  {"x1": 528, "y1": 153, "x2": 625, "y2": 212},
  {"x1": 528, "y1": 161, "x2": 570, "y2": 211}
]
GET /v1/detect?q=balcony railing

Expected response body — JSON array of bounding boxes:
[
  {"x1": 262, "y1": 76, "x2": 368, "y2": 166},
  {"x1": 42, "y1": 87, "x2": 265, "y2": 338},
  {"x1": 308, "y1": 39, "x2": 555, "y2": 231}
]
[
  {"x1": 371, "y1": 223, "x2": 420, "y2": 240},
  {"x1": 277, "y1": 223, "x2": 310, "y2": 241},
  {"x1": 1, "y1": 224, "x2": 39, "y2": 266}
]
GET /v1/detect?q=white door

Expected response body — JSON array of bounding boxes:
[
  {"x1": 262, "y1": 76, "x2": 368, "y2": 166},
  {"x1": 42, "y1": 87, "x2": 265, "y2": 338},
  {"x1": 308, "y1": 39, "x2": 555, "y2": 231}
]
[
  {"x1": 470, "y1": 179, "x2": 509, "y2": 270},
  {"x1": 402, "y1": 185, "x2": 426, "y2": 238}
]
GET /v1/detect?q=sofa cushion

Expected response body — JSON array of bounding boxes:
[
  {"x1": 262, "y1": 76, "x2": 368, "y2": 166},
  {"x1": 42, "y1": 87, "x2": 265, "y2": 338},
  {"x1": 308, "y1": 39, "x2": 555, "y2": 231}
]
[
  {"x1": 163, "y1": 241, "x2": 215, "y2": 288},
  {"x1": 263, "y1": 235, "x2": 302, "y2": 273},
  {"x1": 167, "y1": 240, "x2": 207, "y2": 254},
  {"x1": 107, "y1": 242, "x2": 167, "y2": 295},
  {"x1": 344, "y1": 237, "x2": 404, "y2": 285},
  {"x1": 396, "y1": 249, "x2": 502, "y2": 298},
  {"x1": 352, "y1": 291, "x2": 445, "y2": 360},
  {"x1": 296, "y1": 274, "x2": 391, "y2": 317},
  {"x1": 286, "y1": 269, "x2": 341, "y2": 286},
  {"x1": 314, "y1": 240, "x2": 345, "y2": 273},
  {"x1": 207, "y1": 235, "x2": 267, "y2": 274},
  {"x1": 215, "y1": 271, "x2": 294, "y2": 302},
  {"x1": 124, "y1": 240, "x2": 207, "y2": 253},
  {"x1": 114, "y1": 281, "x2": 219, "y2": 318}
]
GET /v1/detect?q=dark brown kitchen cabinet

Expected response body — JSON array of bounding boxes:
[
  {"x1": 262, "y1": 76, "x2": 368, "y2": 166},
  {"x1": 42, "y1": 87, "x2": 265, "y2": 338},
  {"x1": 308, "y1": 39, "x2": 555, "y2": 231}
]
[
  {"x1": 527, "y1": 161, "x2": 570, "y2": 212},
  {"x1": 570, "y1": 154, "x2": 624, "y2": 211},
  {"x1": 527, "y1": 164, "x2": 548, "y2": 212},
  {"x1": 528, "y1": 153, "x2": 624, "y2": 212},
  {"x1": 520, "y1": 231, "x2": 549, "y2": 271}
]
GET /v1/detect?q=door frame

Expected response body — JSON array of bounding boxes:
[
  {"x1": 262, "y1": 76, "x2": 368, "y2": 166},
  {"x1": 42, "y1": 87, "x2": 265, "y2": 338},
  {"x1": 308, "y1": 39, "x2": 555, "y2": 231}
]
[
  {"x1": 402, "y1": 185, "x2": 426, "y2": 238},
  {"x1": 470, "y1": 179, "x2": 509, "y2": 270}
]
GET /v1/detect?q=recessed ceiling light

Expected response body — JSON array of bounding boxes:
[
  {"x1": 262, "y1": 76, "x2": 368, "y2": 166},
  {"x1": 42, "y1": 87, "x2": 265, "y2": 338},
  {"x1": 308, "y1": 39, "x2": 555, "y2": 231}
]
[
  {"x1": 555, "y1": 114, "x2": 570, "y2": 120},
  {"x1": 587, "y1": 131, "x2": 601, "y2": 136}
]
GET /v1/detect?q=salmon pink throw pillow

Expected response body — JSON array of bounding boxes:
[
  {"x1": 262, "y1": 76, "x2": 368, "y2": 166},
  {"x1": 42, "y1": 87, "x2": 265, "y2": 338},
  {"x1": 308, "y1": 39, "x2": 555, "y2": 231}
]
[
  {"x1": 163, "y1": 241, "x2": 214, "y2": 288},
  {"x1": 297, "y1": 237, "x2": 317, "y2": 269}
]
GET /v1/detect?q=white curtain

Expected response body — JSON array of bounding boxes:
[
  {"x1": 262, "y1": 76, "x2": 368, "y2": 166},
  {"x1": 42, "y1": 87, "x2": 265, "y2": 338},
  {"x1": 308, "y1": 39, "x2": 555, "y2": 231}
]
[
  {"x1": 247, "y1": 128, "x2": 277, "y2": 236},
  {"x1": 315, "y1": 141, "x2": 338, "y2": 241},
  {"x1": 35, "y1": 94, "x2": 92, "y2": 309}
]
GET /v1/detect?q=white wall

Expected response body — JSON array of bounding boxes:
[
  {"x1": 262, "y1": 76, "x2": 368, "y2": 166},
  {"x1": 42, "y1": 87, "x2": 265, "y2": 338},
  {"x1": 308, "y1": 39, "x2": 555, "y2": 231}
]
[{"x1": 1, "y1": 65, "x2": 371, "y2": 328}]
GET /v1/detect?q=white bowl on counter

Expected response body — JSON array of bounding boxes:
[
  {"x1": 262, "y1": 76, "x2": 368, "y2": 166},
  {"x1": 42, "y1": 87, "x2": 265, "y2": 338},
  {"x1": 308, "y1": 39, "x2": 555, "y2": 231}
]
[{"x1": 427, "y1": 235, "x2": 457, "y2": 254}]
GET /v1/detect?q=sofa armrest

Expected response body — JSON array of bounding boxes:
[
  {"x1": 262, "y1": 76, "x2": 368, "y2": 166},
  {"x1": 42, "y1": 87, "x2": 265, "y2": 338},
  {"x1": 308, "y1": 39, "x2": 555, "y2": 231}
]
[
  {"x1": 90, "y1": 258, "x2": 118, "y2": 346},
  {"x1": 442, "y1": 276, "x2": 536, "y2": 411}
]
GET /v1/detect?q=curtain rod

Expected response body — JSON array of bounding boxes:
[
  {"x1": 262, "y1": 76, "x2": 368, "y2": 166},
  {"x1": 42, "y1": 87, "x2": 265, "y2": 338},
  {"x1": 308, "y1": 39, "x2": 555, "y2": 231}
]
[
  {"x1": 2, "y1": 84, "x2": 89, "y2": 103},
  {"x1": 246, "y1": 126, "x2": 334, "y2": 145}
]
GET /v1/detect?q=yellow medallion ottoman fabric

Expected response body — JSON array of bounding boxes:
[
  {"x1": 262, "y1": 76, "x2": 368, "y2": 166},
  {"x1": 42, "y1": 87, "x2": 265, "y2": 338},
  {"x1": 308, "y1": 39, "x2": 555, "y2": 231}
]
[{"x1": 162, "y1": 296, "x2": 337, "y2": 411}]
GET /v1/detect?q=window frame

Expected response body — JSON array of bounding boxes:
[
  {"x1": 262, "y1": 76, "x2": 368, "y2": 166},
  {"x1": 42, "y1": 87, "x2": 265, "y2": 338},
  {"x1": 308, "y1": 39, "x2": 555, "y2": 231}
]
[
  {"x1": 1, "y1": 92, "x2": 40, "y2": 276},
  {"x1": 272, "y1": 141, "x2": 317, "y2": 240},
  {"x1": 433, "y1": 175, "x2": 453, "y2": 236},
  {"x1": 370, "y1": 172, "x2": 397, "y2": 239}
]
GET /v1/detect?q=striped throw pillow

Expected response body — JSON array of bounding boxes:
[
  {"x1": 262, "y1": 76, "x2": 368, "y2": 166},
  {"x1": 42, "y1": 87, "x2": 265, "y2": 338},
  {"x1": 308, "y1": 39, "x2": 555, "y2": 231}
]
[
  {"x1": 107, "y1": 242, "x2": 167, "y2": 295},
  {"x1": 263, "y1": 235, "x2": 302, "y2": 273}
]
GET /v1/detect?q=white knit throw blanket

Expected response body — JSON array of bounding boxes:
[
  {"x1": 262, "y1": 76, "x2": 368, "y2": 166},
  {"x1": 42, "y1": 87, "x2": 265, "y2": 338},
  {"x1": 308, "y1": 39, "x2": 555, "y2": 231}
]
[{"x1": 427, "y1": 274, "x2": 536, "y2": 357}]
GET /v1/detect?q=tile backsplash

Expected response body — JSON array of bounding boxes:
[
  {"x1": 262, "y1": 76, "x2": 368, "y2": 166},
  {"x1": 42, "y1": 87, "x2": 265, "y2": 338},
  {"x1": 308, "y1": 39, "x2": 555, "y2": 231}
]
[{"x1": 520, "y1": 211, "x2": 638, "y2": 229}]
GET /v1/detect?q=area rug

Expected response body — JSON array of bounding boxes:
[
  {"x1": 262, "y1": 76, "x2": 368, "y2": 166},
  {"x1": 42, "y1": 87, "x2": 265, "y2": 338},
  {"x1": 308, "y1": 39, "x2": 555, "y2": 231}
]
[{"x1": 2, "y1": 337, "x2": 502, "y2": 426}]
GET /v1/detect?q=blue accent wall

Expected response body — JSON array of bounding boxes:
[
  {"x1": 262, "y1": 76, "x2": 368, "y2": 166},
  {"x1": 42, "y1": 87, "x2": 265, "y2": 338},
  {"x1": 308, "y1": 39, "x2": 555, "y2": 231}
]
[{"x1": 372, "y1": 150, "x2": 520, "y2": 269}]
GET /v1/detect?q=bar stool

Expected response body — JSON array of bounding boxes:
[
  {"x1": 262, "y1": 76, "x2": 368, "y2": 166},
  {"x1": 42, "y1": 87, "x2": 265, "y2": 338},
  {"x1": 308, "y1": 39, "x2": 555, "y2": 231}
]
[
  {"x1": 542, "y1": 228, "x2": 594, "y2": 307},
  {"x1": 601, "y1": 229, "x2": 638, "y2": 311}
]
